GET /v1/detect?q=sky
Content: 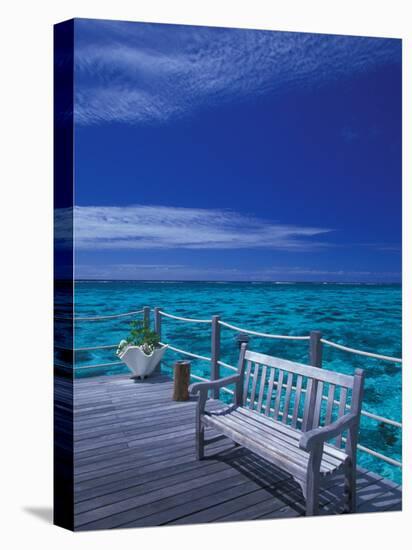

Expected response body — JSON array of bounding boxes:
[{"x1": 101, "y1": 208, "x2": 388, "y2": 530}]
[{"x1": 71, "y1": 19, "x2": 402, "y2": 282}]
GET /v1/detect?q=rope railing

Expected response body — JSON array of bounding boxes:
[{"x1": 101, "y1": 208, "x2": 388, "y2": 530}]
[
  {"x1": 67, "y1": 304, "x2": 402, "y2": 470},
  {"x1": 190, "y1": 373, "x2": 209, "y2": 383},
  {"x1": 321, "y1": 338, "x2": 402, "y2": 363},
  {"x1": 64, "y1": 305, "x2": 402, "y2": 363},
  {"x1": 218, "y1": 320, "x2": 310, "y2": 340},
  {"x1": 160, "y1": 342, "x2": 211, "y2": 363},
  {"x1": 356, "y1": 444, "x2": 401, "y2": 468},
  {"x1": 218, "y1": 360, "x2": 237, "y2": 372},
  {"x1": 359, "y1": 408, "x2": 401, "y2": 428},
  {"x1": 158, "y1": 310, "x2": 212, "y2": 324}
]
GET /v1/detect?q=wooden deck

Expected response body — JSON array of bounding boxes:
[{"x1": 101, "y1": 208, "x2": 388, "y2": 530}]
[{"x1": 71, "y1": 372, "x2": 401, "y2": 530}]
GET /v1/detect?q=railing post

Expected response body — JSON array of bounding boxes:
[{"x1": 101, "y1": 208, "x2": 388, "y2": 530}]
[
  {"x1": 154, "y1": 307, "x2": 161, "y2": 339},
  {"x1": 309, "y1": 330, "x2": 323, "y2": 368},
  {"x1": 303, "y1": 330, "x2": 323, "y2": 432},
  {"x1": 143, "y1": 306, "x2": 150, "y2": 328},
  {"x1": 211, "y1": 315, "x2": 221, "y2": 400},
  {"x1": 154, "y1": 307, "x2": 162, "y2": 373}
]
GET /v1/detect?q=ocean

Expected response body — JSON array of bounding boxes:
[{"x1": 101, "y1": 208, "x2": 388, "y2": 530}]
[{"x1": 72, "y1": 280, "x2": 402, "y2": 483}]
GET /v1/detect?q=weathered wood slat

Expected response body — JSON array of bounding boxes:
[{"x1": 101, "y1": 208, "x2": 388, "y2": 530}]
[
  {"x1": 313, "y1": 381, "x2": 324, "y2": 428},
  {"x1": 301, "y1": 378, "x2": 313, "y2": 432},
  {"x1": 336, "y1": 387, "x2": 348, "y2": 447},
  {"x1": 203, "y1": 414, "x2": 309, "y2": 480},
  {"x1": 249, "y1": 363, "x2": 260, "y2": 408},
  {"x1": 264, "y1": 367, "x2": 276, "y2": 416},
  {"x1": 282, "y1": 372, "x2": 294, "y2": 424},
  {"x1": 231, "y1": 409, "x2": 344, "y2": 470},
  {"x1": 242, "y1": 360, "x2": 252, "y2": 406},
  {"x1": 273, "y1": 369, "x2": 284, "y2": 420},
  {"x1": 256, "y1": 365, "x2": 267, "y2": 413},
  {"x1": 76, "y1": 460, "x2": 234, "y2": 515},
  {"x1": 103, "y1": 465, "x2": 282, "y2": 530},
  {"x1": 325, "y1": 384, "x2": 335, "y2": 426},
  {"x1": 291, "y1": 375, "x2": 303, "y2": 428}
]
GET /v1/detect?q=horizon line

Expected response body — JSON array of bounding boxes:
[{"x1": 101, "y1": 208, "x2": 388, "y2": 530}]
[{"x1": 70, "y1": 278, "x2": 402, "y2": 285}]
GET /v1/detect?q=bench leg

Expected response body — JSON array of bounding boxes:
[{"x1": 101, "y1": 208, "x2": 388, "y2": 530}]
[
  {"x1": 195, "y1": 416, "x2": 205, "y2": 460},
  {"x1": 305, "y1": 480, "x2": 320, "y2": 516},
  {"x1": 305, "y1": 448, "x2": 322, "y2": 516},
  {"x1": 196, "y1": 428, "x2": 205, "y2": 460},
  {"x1": 343, "y1": 460, "x2": 356, "y2": 513}
]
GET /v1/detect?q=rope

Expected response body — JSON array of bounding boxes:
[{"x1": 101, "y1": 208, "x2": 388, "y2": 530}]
[
  {"x1": 159, "y1": 310, "x2": 212, "y2": 324},
  {"x1": 352, "y1": 443, "x2": 401, "y2": 468},
  {"x1": 321, "y1": 338, "x2": 402, "y2": 363},
  {"x1": 360, "y1": 409, "x2": 402, "y2": 428},
  {"x1": 160, "y1": 342, "x2": 211, "y2": 362},
  {"x1": 218, "y1": 360, "x2": 237, "y2": 371},
  {"x1": 55, "y1": 309, "x2": 144, "y2": 321},
  {"x1": 319, "y1": 394, "x2": 402, "y2": 428},
  {"x1": 190, "y1": 373, "x2": 209, "y2": 382},
  {"x1": 218, "y1": 320, "x2": 310, "y2": 340}
]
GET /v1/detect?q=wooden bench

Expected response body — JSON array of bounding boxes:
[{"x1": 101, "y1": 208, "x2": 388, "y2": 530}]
[{"x1": 189, "y1": 344, "x2": 365, "y2": 516}]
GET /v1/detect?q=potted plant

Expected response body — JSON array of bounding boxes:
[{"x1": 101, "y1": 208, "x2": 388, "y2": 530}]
[{"x1": 116, "y1": 320, "x2": 168, "y2": 379}]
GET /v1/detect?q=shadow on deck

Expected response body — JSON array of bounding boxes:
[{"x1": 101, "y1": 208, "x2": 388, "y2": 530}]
[{"x1": 69, "y1": 372, "x2": 401, "y2": 530}]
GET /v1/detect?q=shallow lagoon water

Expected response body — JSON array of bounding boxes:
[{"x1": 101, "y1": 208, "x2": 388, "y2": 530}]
[{"x1": 72, "y1": 281, "x2": 402, "y2": 483}]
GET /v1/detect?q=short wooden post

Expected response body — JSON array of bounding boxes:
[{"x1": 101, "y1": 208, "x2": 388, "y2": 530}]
[
  {"x1": 154, "y1": 307, "x2": 162, "y2": 373},
  {"x1": 173, "y1": 361, "x2": 191, "y2": 401},
  {"x1": 211, "y1": 315, "x2": 220, "y2": 399},
  {"x1": 143, "y1": 306, "x2": 150, "y2": 328},
  {"x1": 309, "y1": 330, "x2": 323, "y2": 368},
  {"x1": 236, "y1": 333, "x2": 250, "y2": 349}
]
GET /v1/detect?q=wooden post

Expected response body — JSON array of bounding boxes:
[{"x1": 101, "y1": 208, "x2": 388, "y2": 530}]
[
  {"x1": 154, "y1": 307, "x2": 162, "y2": 373},
  {"x1": 154, "y1": 307, "x2": 161, "y2": 339},
  {"x1": 303, "y1": 331, "x2": 323, "y2": 432},
  {"x1": 211, "y1": 315, "x2": 220, "y2": 399},
  {"x1": 236, "y1": 333, "x2": 250, "y2": 349},
  {"x1": 309, "y1": 330, "x2": 323, "y2": 368},
  {"x1": 143, "y1": 306, "x2": 150, "y2": 328},
  {"x1": 173, "y1": 361, "x2": 191, "y2": 401}
]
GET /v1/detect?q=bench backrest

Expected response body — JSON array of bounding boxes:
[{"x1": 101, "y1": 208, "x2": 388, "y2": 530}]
[{"x1": 238, "y1": 347, "x2": 364, "y2": 449}]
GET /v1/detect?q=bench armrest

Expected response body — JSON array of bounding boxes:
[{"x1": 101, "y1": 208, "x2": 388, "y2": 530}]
[
  {"x1": 189, "y1": 374, "x2": 241, "y2": 396},
  {"x1": 299, "y1": 412, "x2": 358, "y2": 452}
]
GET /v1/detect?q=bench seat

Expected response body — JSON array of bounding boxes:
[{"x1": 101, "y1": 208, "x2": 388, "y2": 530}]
[{"x1": 203, "y1": 406, "x2": 348, "y2": 481}]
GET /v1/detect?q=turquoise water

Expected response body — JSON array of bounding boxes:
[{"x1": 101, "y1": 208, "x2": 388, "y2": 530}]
[{"x1": 72, "y1": 281, "x2": 402, "y2": 483}]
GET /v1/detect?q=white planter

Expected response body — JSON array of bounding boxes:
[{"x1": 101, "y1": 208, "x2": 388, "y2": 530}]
[{"x1": 117, "y1": 344, "x2": 168, "y2": 379}]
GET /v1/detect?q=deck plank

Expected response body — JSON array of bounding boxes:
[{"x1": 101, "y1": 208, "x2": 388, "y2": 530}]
[{"x1": 71, "y1": 372, "x2": 402, "y2": 530}]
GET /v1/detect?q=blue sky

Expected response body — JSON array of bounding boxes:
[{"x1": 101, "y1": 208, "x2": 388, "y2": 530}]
[{"x1": 72, "y1": 19, "x2": 401, "y2": 282}]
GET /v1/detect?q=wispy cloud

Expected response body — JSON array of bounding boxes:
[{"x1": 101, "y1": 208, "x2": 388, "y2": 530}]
[
  {"x1": 54, "y1": 205, "x2": 331, "y2": 251},
  {"x1": 74, "y1": 20, "x2": 400, "y2": 125}
]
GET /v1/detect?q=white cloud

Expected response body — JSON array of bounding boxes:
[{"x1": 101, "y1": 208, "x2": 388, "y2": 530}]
[
  {"x1": 74, "y1": 22, "x2": 400, "y2": 125},
  {"x1": 54, "y1": 204, "x2": 331, "y2": 251}
]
